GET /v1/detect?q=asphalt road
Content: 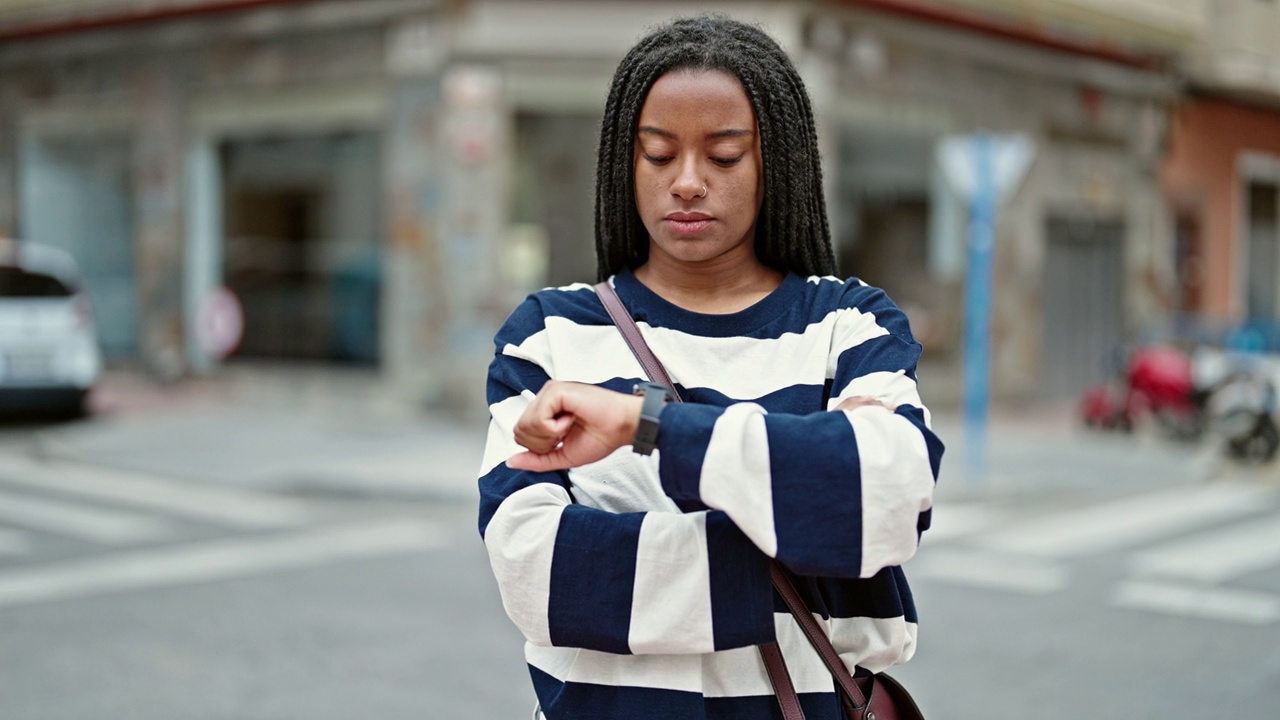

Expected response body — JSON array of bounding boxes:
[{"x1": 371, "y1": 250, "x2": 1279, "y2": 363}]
[{"x1": 0, "y1": 386, "x2": 1278, "y2": 719}]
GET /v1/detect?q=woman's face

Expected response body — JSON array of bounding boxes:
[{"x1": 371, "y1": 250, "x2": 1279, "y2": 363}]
[{"x1": 633, "y1": 69, "x2": 764, "y2": 270}]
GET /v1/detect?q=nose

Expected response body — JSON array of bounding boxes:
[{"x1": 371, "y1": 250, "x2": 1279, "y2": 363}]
[{"x1": 671, "y1": 156, "x2": 703, "y2": 201}]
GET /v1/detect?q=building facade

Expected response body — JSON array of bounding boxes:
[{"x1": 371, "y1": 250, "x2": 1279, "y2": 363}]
[
  {"x1": 1161, "y1": 0, "x2": 1280, "y2": 343},
  {"x1": 0, "y1": 0, "x2": 1228, "y2": 412}
]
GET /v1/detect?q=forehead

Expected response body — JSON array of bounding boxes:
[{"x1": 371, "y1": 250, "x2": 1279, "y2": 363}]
[{"x1": 637, "y1": 69, "x2": 757, "y2": 130}]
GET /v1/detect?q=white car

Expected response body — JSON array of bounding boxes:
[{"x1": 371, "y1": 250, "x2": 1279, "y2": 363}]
[{"x1": 0, "y1": 239, "x2": 103, "y2": 416}]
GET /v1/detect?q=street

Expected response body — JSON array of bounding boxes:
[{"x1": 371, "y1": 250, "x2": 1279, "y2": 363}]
[{"x1": 0, "y1": 369, "x2": 1277, "y2": 719}]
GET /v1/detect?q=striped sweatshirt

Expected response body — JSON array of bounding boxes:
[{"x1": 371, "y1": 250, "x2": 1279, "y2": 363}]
[{"x1": 478, "y1": 270, "x2": 944, "y2": 719}]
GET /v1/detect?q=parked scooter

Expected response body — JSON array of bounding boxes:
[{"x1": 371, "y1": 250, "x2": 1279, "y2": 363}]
[{"x1": 1200, "y1": 351, "x2": 1280, "y2": 463}]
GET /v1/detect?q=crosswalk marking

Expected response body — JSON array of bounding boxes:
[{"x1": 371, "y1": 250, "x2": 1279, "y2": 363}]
[
  {"x1": 1113, "y1": 580, "x2": 1280, "y2": 625},
  {"x1": 910, "y1": 547, "x2": 1069, "y2": 594},
  {"x1": 0, "y1": 527, "x2": 30, "y2": 555},
  {"x1": 0, "y1": 519, "x2": 446, "y2": 610},
  {"x1": 0, "y1": 455, "x2": 312, "y2": 528},
  {"x1": 920, "y1": 502, "x2": 1003, "y2": 545},
  {"x1": 0, "y1": 488, "x2": 172, "y2": 544},
  {"x1": 974, "y1": 484, "x2": 1275, "y2": 558},
  {"x1": 1131, "y1": 514, "x2": 1280, "y2": 583}
]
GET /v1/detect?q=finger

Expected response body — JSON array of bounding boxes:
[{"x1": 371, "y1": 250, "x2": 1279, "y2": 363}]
[{"x1": 506, "y1": 449, "x2": 572, "y2": 473}]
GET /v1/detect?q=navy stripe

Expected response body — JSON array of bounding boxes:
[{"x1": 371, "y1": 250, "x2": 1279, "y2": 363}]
[
  {"x1": 548, "y1": 505, "x2": 644, "y2": 654},
  {"x1": 767, "y1": 412, "x2": 863, "y2": 577},
  {"x1": 777, "y1": 567, "x2": 916, "y2": 621},
  {"x1": 683, "y1": 383, "x2": 827, "y2": 414},
  {"x1": 487, "y1": 355, "x2": 551, "y2": 405},
  {"x1": 845, "y1": 283, "x2": 917, "y2": 339},
  {"x1": 833, "y1": 335, "x2": 921, "y2": 385},
  {"x1": 656, "y1": 403, "x2": 724, "y2": 501},
  {"x1": 494, "y1": 296, "x2": 551, "y2": 347},
  {"x1": 530, "y1": 664, "x2": 848, "y2": 719},
  {"x1": 705, "y1": 511, "x2": 775, "y2": 650}
]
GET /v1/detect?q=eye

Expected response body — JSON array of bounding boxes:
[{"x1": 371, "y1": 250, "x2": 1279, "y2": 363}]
[
  {"x1": 711, "y1": 155, "x2": 744, "y2": 167},
  {"x1": 642, "y1": 153, "x2": 673, "y2": 165}
]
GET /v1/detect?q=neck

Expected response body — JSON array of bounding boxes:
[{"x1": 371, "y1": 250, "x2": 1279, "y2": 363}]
[{"x1": 634, "y1": 248, "x2": 785, "y2": 315}]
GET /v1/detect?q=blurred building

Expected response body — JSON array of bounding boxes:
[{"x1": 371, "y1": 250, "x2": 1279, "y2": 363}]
[
  {"x1": 1161, "y1": 1, "x2": 1280, "y2": 336},
  {"x1": 0, "y1": 0, "x2": 1268, "y2": 412}
]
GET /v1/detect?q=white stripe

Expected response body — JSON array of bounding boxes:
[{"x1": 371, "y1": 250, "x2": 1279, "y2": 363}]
[
  {"x1": 831, "y1": 615, "x2": 918, "y2": 673},
  {"x1": 847, "y1": 408, "x2": 935, "y2": 577},
  {"x1": 830, "y1": 371, "x2": 930, "y2": 427},
  {"x1": 825, "y1": 307, "x2": 891, "y2": 377},
  {"x1": 508, "y1": 309, "x2": 890, "y2": 402},
  {"x1": 628, "y1": 512, "x2": 715, "y2": 654},
  {"x1": 1113, "y1": 580, "x2": 1280, "y2": 625},
  {"x1": 483, "y1": 482, "x2": 570, "y2": 647},
  {"x1": 0, "y1": 456, "x2": 311, "y2": 528},
  {"x1": 0, "y1": 520, "x2": 445, "y2": 609},
  {"x1": 0, "y1": 488, "x2": 171, "y2": 544},
  {"x1": 0, "y1": 527, "x2": 30, "y2": 555},
  {"x1": 527, "y1": 613, "x2": 916, "y2": 696},
  {"x1": 527, "y1": 644, "x2": 704, "y2": 693},
  {"x1": 699, "y1": 403, "x2": 777, "y2": 558},
  {"x1": 1131, "y1": 514, "x2": 1280, "y2": 583},
  {"x1": 976, "y1": 484, "x2": 1274, "y2": 558},
  {"x1": 480, "y1": 394, "x2": 533, "y2": 476},
  {"x1": 910, "y1": 547, "x2": 1069, "y2": 594}
]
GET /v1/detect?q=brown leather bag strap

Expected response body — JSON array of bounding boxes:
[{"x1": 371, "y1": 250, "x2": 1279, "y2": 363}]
[
  {"x1": 594, "y1": 281, "x2": 680, "y2": 395},
  {"x1": 759, "y1": 641, "x2": 806, "y2": 720},
  {"x1": 593, "y1": 278, "x2": 869, "y2": 719},
  {"x1": 770, "y1": 563, "x2": 870, "y2": 713}
]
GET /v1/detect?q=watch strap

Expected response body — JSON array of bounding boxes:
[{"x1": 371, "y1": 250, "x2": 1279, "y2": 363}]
[{"x1": 632, "y1": 382, "x2": 671, "y2": 455}]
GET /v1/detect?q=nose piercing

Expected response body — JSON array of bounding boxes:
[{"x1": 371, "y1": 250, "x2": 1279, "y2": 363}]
[{"x1": 697, "y1": 184, "x2": 707, "y2": 198}]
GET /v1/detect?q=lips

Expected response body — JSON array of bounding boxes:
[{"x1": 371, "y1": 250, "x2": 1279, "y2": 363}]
[{"x1": 665, "y1": 212, "x2": 713, "y2": 235}]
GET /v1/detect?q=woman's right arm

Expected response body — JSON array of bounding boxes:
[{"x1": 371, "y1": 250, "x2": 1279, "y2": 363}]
[{"x1": 478, "y1": 297, "x2": 775, "y2": 656}]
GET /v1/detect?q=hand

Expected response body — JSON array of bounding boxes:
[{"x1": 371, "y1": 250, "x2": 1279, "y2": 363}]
[
  {"x1": 507, "y1": 381, "x2": 645, "y2": 472},
  {"x1": 832, "y1": 395, "x2": 898, "y2": 413}
]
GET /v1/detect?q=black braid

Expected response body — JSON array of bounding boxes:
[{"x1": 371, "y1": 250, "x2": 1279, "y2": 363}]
[{"x1": 594, "y1": 15, "x2": 837, "y2": 281}]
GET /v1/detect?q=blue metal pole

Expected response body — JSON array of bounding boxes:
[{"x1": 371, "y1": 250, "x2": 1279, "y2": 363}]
[{"x1": 964, "y1": 134, "x2": 996, "y2": 480}]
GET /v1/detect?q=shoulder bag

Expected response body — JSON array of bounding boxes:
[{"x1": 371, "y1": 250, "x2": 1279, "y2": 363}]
[{"x1": 594, "y1": 280, "x2": 927, "y2": 720}]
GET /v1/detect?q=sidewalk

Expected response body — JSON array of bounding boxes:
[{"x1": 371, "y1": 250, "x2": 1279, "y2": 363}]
[{"x1": 9, "y1": 365, "x2": 488, "y2": 504}]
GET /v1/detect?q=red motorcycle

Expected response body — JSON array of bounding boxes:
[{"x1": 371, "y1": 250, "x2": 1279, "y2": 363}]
[{"x1": 1080, "y1": 344, "x2": 1208, "y2": 441}]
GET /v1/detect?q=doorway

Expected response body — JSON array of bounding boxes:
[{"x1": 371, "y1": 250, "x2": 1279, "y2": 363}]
[
  {"x1": 220, "y1": 133, "x2": 382, "y2": 364},
  {"x1": 1042, "y1": 215, "x2": 1125, "y2": 399}
]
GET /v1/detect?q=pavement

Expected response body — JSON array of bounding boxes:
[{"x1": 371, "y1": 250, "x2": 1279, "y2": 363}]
[{"x1": 1, "y1": 363, "x2": 1268, "y2": 507}]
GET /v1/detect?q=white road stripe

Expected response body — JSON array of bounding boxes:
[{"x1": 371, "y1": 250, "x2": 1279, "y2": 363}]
[
  {"x1": 1131, "y1": 514, "x2": 1280, "y2": 583},
  {"x1": 920, "y1": 503, "x2": 1002, "y2": 546},
  {"x1": 0, "y1": 519, "x2": 446, "y2": 610},
  {"x1": 0, "y1": 488, "x2": 171, "y2": 544},
  {"x1": 0, "y1": 455, "x2": 312, "y2": 528},
  {"x1": 0, "y1": 527, "x2": 30, "y2": 555},
  {"x1": 910, "y1": 547, "x2": 1068, "y2": 594},
  {"x1": 975, "y1": 484, "x2": 1274, "y2": 558},
  {"x1": 1113, "y1": 580, "x2": 1280, "y2": 625}
]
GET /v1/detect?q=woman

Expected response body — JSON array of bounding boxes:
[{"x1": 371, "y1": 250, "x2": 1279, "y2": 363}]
[{"x1": 479, "y1": 15, "x2": 943, "y2": 720}]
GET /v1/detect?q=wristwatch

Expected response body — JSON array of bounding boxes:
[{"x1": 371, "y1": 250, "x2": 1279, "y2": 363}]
[{"x1": 632, "y1": 382, "x2": 673, "y2": 455}]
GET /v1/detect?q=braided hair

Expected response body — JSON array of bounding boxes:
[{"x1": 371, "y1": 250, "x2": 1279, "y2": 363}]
[{"x1": 595, "y1": 15, "x2": 836, "y2": 281}]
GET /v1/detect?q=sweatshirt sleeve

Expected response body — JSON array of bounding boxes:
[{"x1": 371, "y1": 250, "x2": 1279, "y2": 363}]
[
  {"x1": 478, "y1": 294, "x2": 775, "y2": 655},
  {"x1": 656, "y1": 283, "x2": 944, "y2": 579}
]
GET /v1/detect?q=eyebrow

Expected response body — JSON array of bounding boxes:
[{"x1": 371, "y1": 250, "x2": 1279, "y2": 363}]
[{"x1": 637, "y1": 126, "x2": 754, "y2": 140}]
